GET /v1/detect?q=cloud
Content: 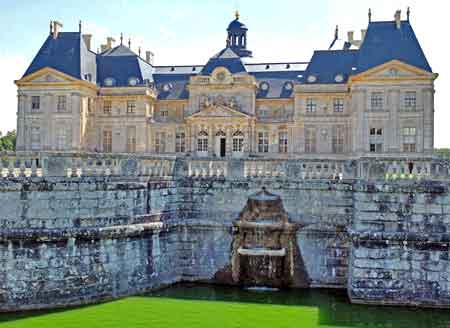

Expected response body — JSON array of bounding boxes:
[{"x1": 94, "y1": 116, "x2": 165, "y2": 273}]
[{"x1": 0, "y1": 53, "x2": 27, "y2": 134}]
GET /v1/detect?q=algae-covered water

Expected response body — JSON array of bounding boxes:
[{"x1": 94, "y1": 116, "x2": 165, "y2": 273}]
[{"x1": 0, "y1": 284, "x2": 449, "y2": 327}]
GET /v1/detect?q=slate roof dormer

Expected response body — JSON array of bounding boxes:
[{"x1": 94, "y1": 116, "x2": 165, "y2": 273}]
[
  {"x1": 97, "y1": 44, "x2": 154, "y2": 87},
  {"x1": 201, "y1": 47, "x2": 247, "y2": 75}
]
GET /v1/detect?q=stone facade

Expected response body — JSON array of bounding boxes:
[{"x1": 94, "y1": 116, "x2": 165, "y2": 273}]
[{"x1": 14, "y1": 11, "x2": 437, "y2": 158}]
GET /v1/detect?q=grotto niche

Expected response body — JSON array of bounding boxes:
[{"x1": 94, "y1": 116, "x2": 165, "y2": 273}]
[{"x1": 231, "y1": 187, "x2": 309, "y2": 288}]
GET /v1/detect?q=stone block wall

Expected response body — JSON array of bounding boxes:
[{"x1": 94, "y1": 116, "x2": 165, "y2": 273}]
[{"x1": 349, "y1": 181, "x2": 450, "y2": 307}]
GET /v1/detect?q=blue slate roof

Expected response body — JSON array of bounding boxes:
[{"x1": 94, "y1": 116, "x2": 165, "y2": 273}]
[
  {"x1": 153, "y1": 74, "x2": 192, "y2": 100},
  {"x1": 304, "y1": 50, "x2": 358, "y2": 84},
  {"x1": 356, "y1": 20, "x2": 432, "y2": 73},
  {"x1": 201, "y1": 47, "x2": 247, "y2": 75},
  {"x1": 24, "y1": 32, "x2": 97, "y2": 80},
  {"x1": 97, "y1": 45, "x2": 153, "y2": 87},
  {"x1": 251, "y1": 71, "x2": 303, "y2": 98},
  {"x1": 228, "y1": 19, "x2": 247, "y2": 31}
]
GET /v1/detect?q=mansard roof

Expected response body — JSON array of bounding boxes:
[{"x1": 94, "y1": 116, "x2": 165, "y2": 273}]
[
  {"x1": 201, "y1": 47, "x2": 247, "y2": 75},
  {"x1": 24, "y1": 32, "x2": 97, "y2": 82},
  {"x1": 304, "y1": 50, "x2": 358, "y2": 84},
  {"x1": 21, "y1": 15, "x2": 433, "y2": 95},
  {"x1": 356, "y1": 20, "x2": 432, "y2": 73},
  {"x1": 97, "y1": 44, "x2": 154, "y2": 87}
]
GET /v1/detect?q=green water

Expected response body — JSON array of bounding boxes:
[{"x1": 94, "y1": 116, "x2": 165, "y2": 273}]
[
  {"x1": 150, "y1": 284, "x2": 450, "y2": 328},
  {"x1": 0, "y1": 284, "x2": 449, "y2": 328}
]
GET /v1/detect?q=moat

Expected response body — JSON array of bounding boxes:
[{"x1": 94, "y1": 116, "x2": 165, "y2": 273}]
[{"x1": 1, "y1": 284, "x2": 450, "y2": 328}]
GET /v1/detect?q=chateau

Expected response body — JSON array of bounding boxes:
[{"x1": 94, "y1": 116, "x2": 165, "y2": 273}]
[{"x1": 15, "y1": 10, "x2": 436, "y2": 158}]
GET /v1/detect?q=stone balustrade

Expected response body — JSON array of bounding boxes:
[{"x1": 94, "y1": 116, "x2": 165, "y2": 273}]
[
  {"x1": 3, "y1": 152, "x2": 450, "y2": 181},
  {"x1": 0, "y1": 152, "x2": 43, "y2": 177},
  {"x1": 188, "y1": 160, "x2": 228, "y2": 178}
]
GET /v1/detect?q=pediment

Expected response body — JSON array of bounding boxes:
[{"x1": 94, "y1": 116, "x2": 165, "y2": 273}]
[
  {"x1": 187, "y1": 104, "x2": 251, "y2": 119},
  {"x1": 351, "y1": 60, "x2": 436, "y2": 82},
  {"x1": 16, "y1": 67, "x2": 80, "y2": 85}
]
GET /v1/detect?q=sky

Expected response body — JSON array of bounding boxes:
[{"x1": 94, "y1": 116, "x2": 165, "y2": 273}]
[{"x1": 0, "y1": 0, "x2": 447, "y2": 146}]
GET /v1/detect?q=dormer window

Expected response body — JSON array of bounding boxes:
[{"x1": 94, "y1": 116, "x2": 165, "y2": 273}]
[
  {"x1": 104, "y1": 77, "x2": 115, "y2": 87},
  {"x1": 128, "y1": 77, "x2": 139, "y2": 86},
  {"x1": 334, "y1": 74, "x2": 344, "y2": 83},
  {"x1": 284, "y1": 82, "x2": 293, "y2": 91},
  {"x1": 307, "y1": 75, "x2": 317, "y2": 83},
  {"x1": 163, "y1": 83, "x2": 172, "y2": 92},
  {"x1": 259, "y1": 81, "x2": 269, "y2": 91}
]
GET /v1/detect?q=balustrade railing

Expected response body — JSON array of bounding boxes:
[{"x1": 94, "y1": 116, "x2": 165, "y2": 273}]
[{"x1": 3, "y1": 151, "x2": 450, "y2": 181}]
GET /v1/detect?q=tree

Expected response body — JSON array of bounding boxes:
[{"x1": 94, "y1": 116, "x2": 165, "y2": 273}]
[{"x1": 0, "y1": 130, "x2": 16, "y2": 151}]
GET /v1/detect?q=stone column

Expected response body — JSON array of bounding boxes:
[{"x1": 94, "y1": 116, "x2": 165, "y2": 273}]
[
  {"x1": 387, "y1": 89, "x2": 400, "y2": 153},
  {"x1": 16, "y1": 94, "x2": 27, "y2": 151}
]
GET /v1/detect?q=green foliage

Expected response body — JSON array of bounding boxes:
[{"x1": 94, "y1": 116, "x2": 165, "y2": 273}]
[{"x1": 0, "y1": 130, "x2": 16, "y2": 151}]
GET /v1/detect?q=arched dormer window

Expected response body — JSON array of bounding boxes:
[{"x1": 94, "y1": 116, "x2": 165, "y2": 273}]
[
  {"x1": 197, "y1": 130, "x2": 209, "y2": 153},
  {"x1": 232, "y1": 131, "x2": 244, "y2": 152}
]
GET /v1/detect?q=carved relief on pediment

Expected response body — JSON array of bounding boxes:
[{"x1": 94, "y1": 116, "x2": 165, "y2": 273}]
[{"x1": 199, "y1": 94, "x2": 240, "y2": 111}]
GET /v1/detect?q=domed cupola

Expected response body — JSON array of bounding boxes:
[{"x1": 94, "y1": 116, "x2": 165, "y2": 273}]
[{"x1": 226, "y1": 11, "x2": 252, "y2": 57}]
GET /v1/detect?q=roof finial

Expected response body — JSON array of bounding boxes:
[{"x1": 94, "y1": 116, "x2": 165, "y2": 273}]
[
  {"x1": 226, "y1": 37, "x2": 230, "y2": 47},
  {"x1": 50, "y1": 20, "x2": 53, "y2": 35},
  {"x1": 235, "y1": 10, "x2": 240, "y2": 20},
  {"x1": 335, "y1": 25, "x2": 339, "y2": 39},
  {"x1": 138, "y1": 46, "x2": 141, "y2": 57},
  {"x1": 128, "y1": 38, "x2": 131, "y2": 48},
  {"x1": 79, "y1": 20, "x2": 82, "y2": 33},
  {"x1": 368, "y1": 8, "x2": 372, "y2": 23},
  {"x1": 120, "y1": 33, "x2": 123, "y2": 45},
  {"x1": 407, "y1": 6, "x2": 411, "y2": 21}
]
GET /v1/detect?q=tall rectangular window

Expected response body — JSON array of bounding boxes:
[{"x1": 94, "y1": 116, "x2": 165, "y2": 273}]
[
  {"x1": 126, "y1": 126, "x2": 136, "y2": 153},
  {"x1": 404, "y1": 92, "x2": 417, "y2": 110},
  {"x1": 103, "y1": 130, "x2": 112, "y2": 153},
  {"x1": 370, "y1": 143, "x2": 383, "y2": 153},
  {"x1": 175, "y1": 131, "x2": 186, "y2": 153},
  {"x1": 402, "y1": 127, "x2": 417, "y2": 153},
  {"x1": 306, "y1": 98, "x2": 317, "y2": 113},
  {"x1": 31, "y1": 96, "x2": 40, "y2": 111},
  {"x1": 31, "y1": 126, "x2": 41, "y2": 150},
  {"x1": 370, "y1": 92, "x2": 383, "y2": 111},
  {"x1": 57, "y1": 95, "x2": 67, "y2": 112},
  {"x1": 155, "y1": 131, "x2": 166, "y2": 153},
  {"x1": 278, "y1": 131, "x2": 288, "y2": 153},
  {"x1": 103, "y1": 101, "x2": 112, "y2": 114},
  {"x1": 332, "y1": 126, "x2": 345, "y2": 153},
  {"x1": 304, "y1": 127, "x2": 316, "y2": 153},
  {"x1": 257, "y1": 131, "x2": 269, "y2": 153},
  {"x1": 197, "y1": 131, "x2": 209, "y2": 153},
  {"x1": 127, "y1": 101, "x2": 136, "y2": 114},
  {"x1": 333, "y1": 98, "x2": 344, "y2": 112}
]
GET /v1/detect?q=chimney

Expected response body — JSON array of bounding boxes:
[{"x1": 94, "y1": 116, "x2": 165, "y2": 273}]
[
  {"x1": 146, "y1": 51, "x2": 154, "y2": 65},
  {"x1": 106, "y1": 37, "x2": 116, "y2": 49},
  {"x1": 82, "y1": 34, "x2": 92, "y2": 51},
  {"x1": 361, "y1": 29, "x2": 367, "y2": 40},
  {"x1": 100, "y1": 45, "x2": 108, "y2": 52},
  {"x1": 52, "y1": 21, "x2": 63, "y2": 39},
  {"x1": 347, "y1": 31, "x2": 354, "y2": 43},
  {"x1": 395, "y1": 10, "x2": 402, "y2": 29}
]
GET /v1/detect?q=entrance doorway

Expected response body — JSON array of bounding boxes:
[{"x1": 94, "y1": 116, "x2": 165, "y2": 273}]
[{"x1": 220, "y1": 138, "x2": 226, "y2": 157}]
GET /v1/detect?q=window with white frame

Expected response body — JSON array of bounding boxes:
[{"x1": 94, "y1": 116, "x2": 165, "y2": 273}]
[
  {"x1": 306, "y1": 98, "x2": 317, "y2": 113},
  {"x1": 197, "y1": 131, "x2": 208, "y2": 152},
  {"x1": 155, "y1": 131, "x2": 166, "y2": 153},
  {"x1": 402, "y1": 127, "x2": 417, "y2": 152},
  {"x1": 175, "y1": 131, "x2": 185, "y2": 153},
  {"x1": 332, "y1": 126, "x2": 345, "y2": 153},
  {"x1": 57, "y1": 95, "x2": 67, "y2": 112},
  {"x1": 278, "y1": 131, "x2": 288, "y2": 153},
  {"x1": 31, "y1": 126, "x2": 41, "y2": 150},
  {"x1": 404, "y1": 91, "x2": 417, "y2": 110},
  {"x1": 103, "y1": 130, "x2": 112, "y2": 153},
  {"x1": 160, "y1": 108, "x2": 168, "y2": 118},
  {"x1": 370, "y1": 143, "x2": 383, "y2": 153},
  {"x1": 232, "y1": 131, "x2": 244, "y2": 153},
  {"x1": 369, "y1": 128, "x2": 383, "y2": 136},
  {"x1": 126, "y1": 126, "x2": 137, "y2": 153},
  {"x1": 127, "y1": 101, "x2": 136, "y2": 114},
  {"x1": 370, "y1": 92, "x2": 383, "y2": 111},
  {"x1": 333, "y1": 98, "x2": 344, "y2": 112},
  {"x1": 103, "y1": 101, "x2": 112, "y2": 114},
  {"x1": 304, "y1": 127, "x2": 316, "y2": 153},
  {"x1": 257, "y1": 131, "x2": 269, "y2": 153},
  {"x1": 56, "y1": 127, "x2": 67, "y2": 150},
  {"x1": 31, "y1": 96, "x2": 40, "y2": 111}
]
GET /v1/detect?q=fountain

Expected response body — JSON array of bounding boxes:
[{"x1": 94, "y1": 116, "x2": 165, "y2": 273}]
[{"x1": 231, "y1": 187, "x2": 309, "y2": 288}]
